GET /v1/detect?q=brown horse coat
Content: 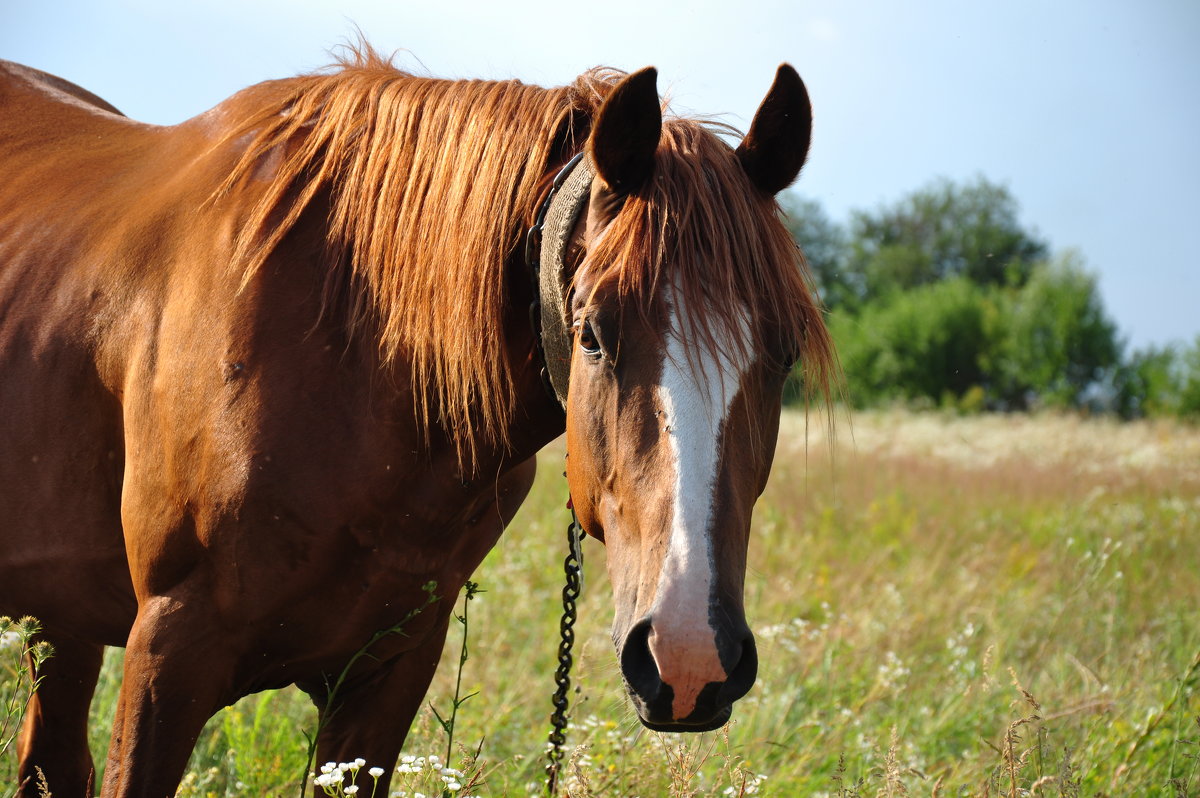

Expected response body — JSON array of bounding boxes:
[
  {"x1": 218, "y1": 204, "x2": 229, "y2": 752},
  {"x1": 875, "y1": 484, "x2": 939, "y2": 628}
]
[{"x1": 0, "y1": 51, "x2": 833, "y2": 797}]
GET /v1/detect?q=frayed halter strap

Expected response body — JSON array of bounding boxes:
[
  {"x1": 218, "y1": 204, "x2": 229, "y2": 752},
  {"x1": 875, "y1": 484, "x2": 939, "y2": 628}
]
[{"x1": 525, "y1": 152, "x2": 594, "y2": 408}]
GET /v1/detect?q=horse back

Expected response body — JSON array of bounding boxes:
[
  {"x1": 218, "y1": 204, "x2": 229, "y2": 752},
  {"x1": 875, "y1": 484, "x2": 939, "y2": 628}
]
[{"x1": 0, "y1": 60, "x2": 125, "y2": 116}]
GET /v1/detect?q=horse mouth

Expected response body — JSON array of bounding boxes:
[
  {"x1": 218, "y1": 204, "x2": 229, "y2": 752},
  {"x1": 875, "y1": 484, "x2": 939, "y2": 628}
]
[
  {"x1": 621, "y1": 678, "x2": 737, "y2": 733},
  {"x1": 634, "y1": 702, "x2": 733, "y2": 733}
]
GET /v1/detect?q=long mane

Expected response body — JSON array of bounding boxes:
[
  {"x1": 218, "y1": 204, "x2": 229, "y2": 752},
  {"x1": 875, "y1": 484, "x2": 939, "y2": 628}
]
[
  {"x1": 217, "y1": 48, "x2": 834, "y2": 460},
  {"x1": 219, "y1": 47, "x2": 597, "y2": 458}
]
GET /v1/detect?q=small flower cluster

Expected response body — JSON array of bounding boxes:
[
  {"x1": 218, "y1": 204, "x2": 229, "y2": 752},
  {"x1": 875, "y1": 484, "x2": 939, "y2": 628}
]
[
  {"x1": 394, "y1": 753, "x2": 436, "y2": 775},
  {"x1": 945, "y1": 620, "x2": 980, "y2": 686},
  {"x1": 389, "y1": 753, "x2": 480, "y2": 798},
  {"x1": 757, "y1": 601, "x2": 843, "y2": 656},
  {"x1": 874, "y1": 650, "x2": 911, "y2": 691},
  {"x1": 312, "y1": 759, "x2": 386, "y2": 797}
]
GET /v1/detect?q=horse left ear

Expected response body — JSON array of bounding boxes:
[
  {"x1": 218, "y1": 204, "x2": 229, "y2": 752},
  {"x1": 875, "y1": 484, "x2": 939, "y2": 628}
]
[
  {"x1": 736, "y1": 64, "x2": 812, "y2": 196},
  {"x1": 589, "y1": 67, "x2": 662, "y2": 195}
]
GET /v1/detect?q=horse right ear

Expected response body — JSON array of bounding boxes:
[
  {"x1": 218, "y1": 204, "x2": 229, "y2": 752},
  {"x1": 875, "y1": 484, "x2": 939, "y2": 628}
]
[
  {"x1": 588, "y1": 67, "x2": 662, "y2": 195},
  {"x1": 736, "y1": 64, "x2": 812, "y2": 196}
]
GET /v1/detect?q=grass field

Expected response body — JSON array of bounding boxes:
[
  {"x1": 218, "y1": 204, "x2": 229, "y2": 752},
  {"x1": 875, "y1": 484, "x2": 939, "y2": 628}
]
[{"x1": 4, "y1": 410, "x2": 1199, "y2": 796}]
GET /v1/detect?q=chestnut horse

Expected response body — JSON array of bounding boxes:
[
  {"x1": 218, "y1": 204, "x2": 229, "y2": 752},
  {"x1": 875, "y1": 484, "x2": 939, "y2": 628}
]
[{"x1": 0, "y1": 50, "x2": 833, "y2": 796}]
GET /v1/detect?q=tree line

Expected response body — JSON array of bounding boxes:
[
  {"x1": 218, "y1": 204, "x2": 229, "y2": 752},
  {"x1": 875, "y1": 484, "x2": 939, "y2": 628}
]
[{"x1": 785, "y1": 177, "x2": 1200, "y2": 418}]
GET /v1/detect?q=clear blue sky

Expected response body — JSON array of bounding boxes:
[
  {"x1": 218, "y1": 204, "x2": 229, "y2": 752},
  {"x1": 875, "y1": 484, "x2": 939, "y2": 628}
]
[{"x1": 5, "y1": 0, "x2": 1196, "y2": 349}]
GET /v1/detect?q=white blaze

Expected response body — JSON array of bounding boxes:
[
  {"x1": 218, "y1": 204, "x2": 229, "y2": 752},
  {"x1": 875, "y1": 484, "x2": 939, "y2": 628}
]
[{"x1": 648, "y1": 296, "x2": 752, "y2": 718}]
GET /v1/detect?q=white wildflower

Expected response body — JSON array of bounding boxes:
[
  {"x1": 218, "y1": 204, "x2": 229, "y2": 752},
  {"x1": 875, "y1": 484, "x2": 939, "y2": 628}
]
[{"x1": 876, "y1": 650, "x2": 911, "y2": 689}]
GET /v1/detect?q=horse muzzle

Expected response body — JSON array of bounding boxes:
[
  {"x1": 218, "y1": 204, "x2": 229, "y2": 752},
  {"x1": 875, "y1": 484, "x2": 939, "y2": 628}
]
[{"x1": 617, "y1": 615, "x2": 758, "y2": 732}]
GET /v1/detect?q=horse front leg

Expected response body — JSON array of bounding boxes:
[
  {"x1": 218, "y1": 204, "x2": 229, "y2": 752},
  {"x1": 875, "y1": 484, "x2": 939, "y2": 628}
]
[
  {"x1": 303, "y1": 616, "x2": 452, "y2": 798},
  {"x1": 16, "y1": 631, "x2": 105, "y2": 798},
  {"x1": 99, "y1": 595, "x2": 234, "y2": 798},
  {"x1": 302, "y1": 456, "x2": 538, "y2": 796}
]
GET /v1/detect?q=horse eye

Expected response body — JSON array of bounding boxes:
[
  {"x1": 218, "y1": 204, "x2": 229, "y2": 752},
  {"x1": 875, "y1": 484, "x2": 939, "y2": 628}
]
[
  {"x1": 776, "y1": 335, "x2": 801, "y2": 370},
  {"x1": 577, "y1": 320, "x2": 601, "y2": 355}
]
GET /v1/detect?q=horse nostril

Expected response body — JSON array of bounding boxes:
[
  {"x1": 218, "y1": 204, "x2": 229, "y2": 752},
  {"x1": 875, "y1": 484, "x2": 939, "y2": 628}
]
[
  {"x1": 619, "y1": 618, "x2": 664, "y2": 699},
  {"x1": 718, "y1": 631, "x2": 758, "y2": 706}
]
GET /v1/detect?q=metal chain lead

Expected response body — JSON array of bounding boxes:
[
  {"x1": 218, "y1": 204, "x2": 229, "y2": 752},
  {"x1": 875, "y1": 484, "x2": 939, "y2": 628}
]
[
  {"x1": 531, "y1": 156, "x2": 588, "y2": 795},
  {"x1": 545, "y1": 505, "x2": 584, "y2": 796}
]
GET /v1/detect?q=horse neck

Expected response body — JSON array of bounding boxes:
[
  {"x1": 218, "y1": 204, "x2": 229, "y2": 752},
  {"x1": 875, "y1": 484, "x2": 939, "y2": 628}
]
[{"x1": 478, "y1": 253, "x2": 568, "y2": 462}]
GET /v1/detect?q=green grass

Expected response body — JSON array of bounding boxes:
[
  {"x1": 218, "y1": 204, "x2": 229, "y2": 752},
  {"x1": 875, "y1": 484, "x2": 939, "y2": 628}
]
[{"x1": 5, "y1": 410, "x2": 1200, "y2": 796}]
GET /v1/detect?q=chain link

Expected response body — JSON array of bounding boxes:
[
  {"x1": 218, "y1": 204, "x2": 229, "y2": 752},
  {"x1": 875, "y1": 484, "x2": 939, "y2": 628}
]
[{"x1": 545, "y1": 507, "x2": 584, "y2": 796}]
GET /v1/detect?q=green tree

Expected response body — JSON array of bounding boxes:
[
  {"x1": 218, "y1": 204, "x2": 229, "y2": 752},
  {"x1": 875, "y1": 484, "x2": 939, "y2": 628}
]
[
  {"x1": 1112, "y1": 335, "x2": 1200, "y2": 420},
  {"x1": 988, "y1": 252, "x2": 1120, "y2": 409},
  {"x1": 843, "y1": 177, "x2": 1048, "y2": 308},
  {"x1": 1181, "y1": 336, "x2": 1200, "y2": 418},
  {"x1": 1113, "y1": 345, "x2": 1180, "y2": 418},
  {"x1": 785, "y1": 178, "x2": 1147, "y2": 417},
  {"x1": 780, "y1": 194, "x2": 852, "y2": 309},
  {"x1": 830, "y1": 277, "x2": 993, "y2": 407}
]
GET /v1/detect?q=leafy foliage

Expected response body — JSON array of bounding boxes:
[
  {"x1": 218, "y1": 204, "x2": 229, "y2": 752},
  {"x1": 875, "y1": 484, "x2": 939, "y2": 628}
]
[
  {"x1": 830, "y1": 277, "x2": 990, "y2": 407},
  {"x1": 837, "y1": 177, "x2": 1046, "y2": 310},
  {"x1": 784, "y1": 177, "x2": 1198, "y2": 416},
  {"x1": 1114, "y1": 335, "x2": 1200, "y2": 419},
  {"x1": 781, "y1": 194, "x2": 850, "y2": 309},
  {"x1": 986, "y1": 252, "x2": 1121, "y2": 410}
]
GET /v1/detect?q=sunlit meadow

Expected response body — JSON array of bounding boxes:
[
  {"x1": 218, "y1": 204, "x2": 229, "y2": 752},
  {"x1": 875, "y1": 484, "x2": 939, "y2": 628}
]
[{"x1": 3, "y1": 410, "x2": 1198, "y2": 796}]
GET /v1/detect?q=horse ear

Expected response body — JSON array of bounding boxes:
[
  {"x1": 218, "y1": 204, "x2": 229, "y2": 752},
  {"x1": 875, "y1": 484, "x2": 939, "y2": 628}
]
[
  {"x1": 589, "y1": 67, "x2": 662, "y2": 194},
  {"x1": 736, "y1": 64, "x2": 812, "y2": 196}
]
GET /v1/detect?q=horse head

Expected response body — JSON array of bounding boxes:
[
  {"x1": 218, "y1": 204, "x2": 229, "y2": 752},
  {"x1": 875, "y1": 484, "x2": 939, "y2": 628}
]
[{"x1": 553, "y1": 65, "x2": 823, "y2": 731}]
